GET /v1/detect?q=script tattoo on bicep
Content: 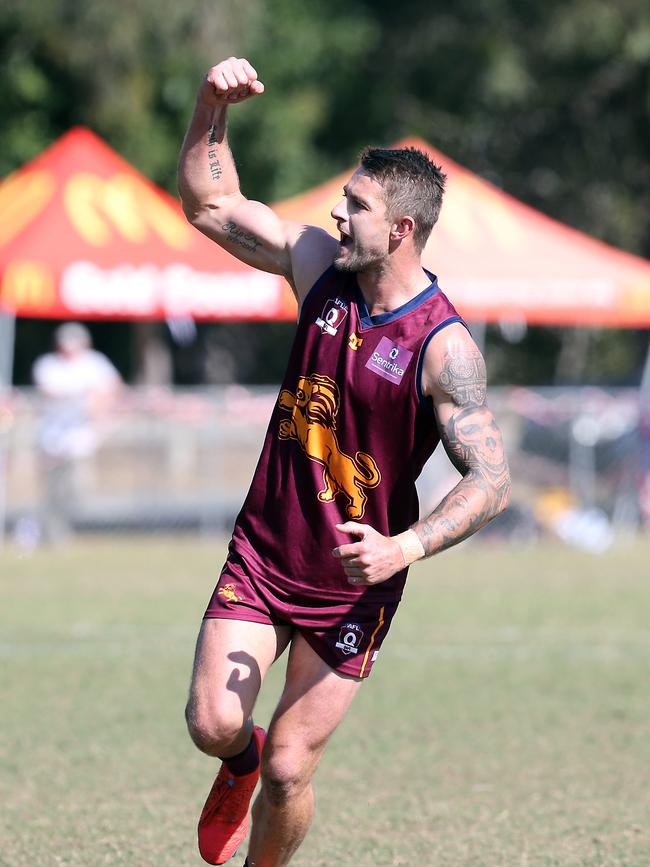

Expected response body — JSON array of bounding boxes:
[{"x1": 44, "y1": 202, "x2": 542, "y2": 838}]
[{"x1": 222, "y1": 221, "x2": 262, "y2": 253}]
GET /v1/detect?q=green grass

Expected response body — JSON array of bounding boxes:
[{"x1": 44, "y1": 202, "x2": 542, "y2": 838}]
[{"x1": 1, "y1": 537, "x2": 649, "y2": 866}]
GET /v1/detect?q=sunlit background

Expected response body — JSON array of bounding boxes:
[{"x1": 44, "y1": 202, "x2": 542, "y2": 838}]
[{"x1": 1, "y1": 3, "x2": 650, "y2": 865}]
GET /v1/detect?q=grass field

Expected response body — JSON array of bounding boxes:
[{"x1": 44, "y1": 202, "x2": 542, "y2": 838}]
[{"x1": 1, "y1": 537, "x2": 649, "y2": 867}]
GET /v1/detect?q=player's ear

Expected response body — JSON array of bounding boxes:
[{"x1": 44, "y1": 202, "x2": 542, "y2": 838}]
[{"x1": 389, "y1": 215, "x2": 415, "y2": 242}]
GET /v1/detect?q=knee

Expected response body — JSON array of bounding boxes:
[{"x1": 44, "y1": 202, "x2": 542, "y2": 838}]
[
  {"x1": 261, "y1": 750, "x2": 313, "y2": 806},
  {"x1": 185, "y1": 697, "x2": 244, "y2": 756}
]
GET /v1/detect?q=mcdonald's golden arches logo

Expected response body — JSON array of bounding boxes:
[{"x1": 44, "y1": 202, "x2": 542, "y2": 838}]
[
  {"x1": 0, "y1": 171, "x2": 56, "y2": 247},
  {"x1": 1, "y1": 260, "x2": 55, "y2": 312},
  {"x1": 63, "y1": 173, "x2": 191, "y2": 249}
]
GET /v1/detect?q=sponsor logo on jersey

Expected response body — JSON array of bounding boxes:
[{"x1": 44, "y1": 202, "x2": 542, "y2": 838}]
[
  {"x1": 277, "y1": 373, "x2": 381, "y2": 519},
  {"x1": 217, "y1": 582, "x2": 242, "y2": 603},
  {"x1": 315, "y1": 297, "x2": 348, "y2": 336},
  {"x1": 348, "y1": 332, "x2": 364, "y2": 351},
  {"x1": 365, "y1": 336, "x2": 414, "y2": 385},
  {"x1": 336, "y1": 623, "x2": 364, "y2": 655}
]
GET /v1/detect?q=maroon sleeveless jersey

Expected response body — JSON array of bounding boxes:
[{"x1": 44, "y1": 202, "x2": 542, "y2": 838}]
[{"x1": 229, "y1": 266, "x2": 464, "y2": 603}]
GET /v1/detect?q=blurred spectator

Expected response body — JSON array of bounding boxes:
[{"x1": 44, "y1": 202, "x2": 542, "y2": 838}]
[{"x1": 32, "y1": 323, "x2": 121, "y2": 542}]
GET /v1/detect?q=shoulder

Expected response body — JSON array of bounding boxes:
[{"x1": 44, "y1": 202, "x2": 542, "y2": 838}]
[
  {"x1": 32, "y1": 352, "x2": 58, "y2": 380},
  {"x1": 85, "y1": 351, "x2": 119, "y2": 379},
  {"x1": 285, "y1": 224, "x2": 338, "y2": 302}
]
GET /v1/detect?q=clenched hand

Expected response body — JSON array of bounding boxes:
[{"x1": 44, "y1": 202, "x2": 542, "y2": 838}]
[
  {"x1": 332, "y1": 522, "x2": 406, "y2": 586},
  {"x1": 200, "y1": 57, "x2": 264, "y2": 107}
]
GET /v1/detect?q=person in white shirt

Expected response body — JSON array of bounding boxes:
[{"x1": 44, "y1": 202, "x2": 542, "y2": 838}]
[{"x1": 32, "y1": 322, "x2": 121, "y2": 542}]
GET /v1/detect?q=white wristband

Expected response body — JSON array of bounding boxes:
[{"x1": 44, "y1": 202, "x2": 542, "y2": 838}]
[{"x1": 394, "y1": 529, "x2": 425, "y2": 567}]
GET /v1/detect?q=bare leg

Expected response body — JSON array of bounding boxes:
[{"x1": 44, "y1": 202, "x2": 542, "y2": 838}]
[
  {"x1": 247, "y1": 633, "x2": 363, "y2": 866},
  {"x1": 186, "y1": 618, "x2": 291, "y2": 758}
]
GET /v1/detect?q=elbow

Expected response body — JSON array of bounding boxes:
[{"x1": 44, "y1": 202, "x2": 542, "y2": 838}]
[
  {"x1": 177, "y1": 176, "x2": 197, "y2": 225},
  {"x1": 179, "y1": 191, "x2": 243, "y2": 232},
  {"x1": 180, "y1": 200, "x2": 196, "y2": 226},
  {"x1": 179, "y1": 199, "x2": 225, "y2": 242},
  {"x1": 179, "y1": 196, "x2": 209, "y2": 228}
]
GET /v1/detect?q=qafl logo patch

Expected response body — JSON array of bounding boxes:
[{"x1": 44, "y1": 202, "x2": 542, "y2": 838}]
[
  {"x1": 315, "y1": 298, "x2": 348, "y2": 336},
  {"x1": 335, "y1": 623, "x2": 364, "y2": 656}
]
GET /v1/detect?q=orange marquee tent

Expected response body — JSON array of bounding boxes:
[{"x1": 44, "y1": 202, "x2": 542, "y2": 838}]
[
  {"x1": 0, "y1": 127, "x2": 294, "y2": 322},
  {"x1": 2, "y1": 129, "x2": 649, "y2": 329},
  {"x1": 274, "y1": 136, "x2": 650, "y2": 328}
]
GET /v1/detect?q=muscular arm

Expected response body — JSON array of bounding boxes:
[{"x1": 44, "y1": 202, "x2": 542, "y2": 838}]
[
  {"x1": 177, "y1": 57, "x2": 336, "y2": 300},
  {"x1": 332, "y1": 324, "x2": 510, "y2": 585},
  {"x1": 410, "y1": 325, "x2": 511, "y2": 556}
]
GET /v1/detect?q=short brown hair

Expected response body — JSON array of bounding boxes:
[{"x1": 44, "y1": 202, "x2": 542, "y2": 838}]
[{"x1": 360, "y1": 146, "x2": 446, "y2": 252}]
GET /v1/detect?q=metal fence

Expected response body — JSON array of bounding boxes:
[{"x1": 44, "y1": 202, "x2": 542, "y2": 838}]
[{"x1": 1, "y1": 385, "x2": 647, "y2": 549}]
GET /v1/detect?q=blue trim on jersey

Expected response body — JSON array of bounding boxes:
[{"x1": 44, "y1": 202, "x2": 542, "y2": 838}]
[
  {"x1": 356, "y1": 270, "x2": 440, "y2": 329},
  {"x1": 415, "y1": 316, "x2": 467, "y2": 415}
]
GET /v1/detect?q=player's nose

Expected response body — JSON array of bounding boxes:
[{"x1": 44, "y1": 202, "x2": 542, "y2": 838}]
[{"x1": 330, "y1": 199, "x2": 346, "y2": 223}]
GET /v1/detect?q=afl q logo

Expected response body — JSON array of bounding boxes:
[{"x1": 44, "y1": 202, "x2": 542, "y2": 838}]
[
  {"x1": 315, "y1": 298, "x2": 349, "y2": 336},
  {"x1": 328, "y1": 308, "x2": 340, "y2": 324},
  {"x1": 335, "y1": 623, "x2": 364, "y2": 656}
]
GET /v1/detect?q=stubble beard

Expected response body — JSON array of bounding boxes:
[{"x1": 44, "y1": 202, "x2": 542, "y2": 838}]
[{"x1": 333, "y1": 242, "x2": 385, "y2": 274}]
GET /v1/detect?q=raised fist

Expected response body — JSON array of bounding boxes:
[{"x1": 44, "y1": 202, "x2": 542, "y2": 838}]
[{"x1": 200, "y1": 57, "x2": 264, "y2": 106}]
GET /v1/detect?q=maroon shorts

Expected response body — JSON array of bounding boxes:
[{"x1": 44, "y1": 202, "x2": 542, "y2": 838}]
[{"x1": 203, "y1": 554, "x2": 399, "y2": 679}]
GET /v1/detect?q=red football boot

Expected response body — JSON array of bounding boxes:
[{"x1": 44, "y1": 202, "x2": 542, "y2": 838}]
[{"x1": 198, "y1": 726, "x2": 266, "y2": 865}]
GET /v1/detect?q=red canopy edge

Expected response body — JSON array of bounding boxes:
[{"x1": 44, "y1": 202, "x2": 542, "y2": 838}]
[{"x1": 0, "y1": 127, "x2": 296, "y2": 321}]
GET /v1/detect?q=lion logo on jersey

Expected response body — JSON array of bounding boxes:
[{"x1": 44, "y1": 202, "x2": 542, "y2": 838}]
[{"x1": 277, "y1": 373, "x2": 381, "y2": 519}]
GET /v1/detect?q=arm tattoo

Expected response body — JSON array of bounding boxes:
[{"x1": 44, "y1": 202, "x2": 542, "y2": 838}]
[
  {"x1": 222, "y1": 220, "x2": 263, "y2": 253},
  {"x1": 413, "y1": 348, "x2": 510, "y2": 556},
  {"x1": 437, "y1": 351, "x2": 487, "y2": 407},
  {"x1": 206, "y1": 127, "x2": 223, "y2": 181}
]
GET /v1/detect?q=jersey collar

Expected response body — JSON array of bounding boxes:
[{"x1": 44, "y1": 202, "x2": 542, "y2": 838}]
[{"x1": 355, "y1": 269, "x2": 440, "y2": 329}]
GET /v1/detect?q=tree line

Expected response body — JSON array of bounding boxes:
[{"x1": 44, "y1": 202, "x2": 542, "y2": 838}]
[{"x1": 3, "y1": 0, "x2": 649, "y2": 385}]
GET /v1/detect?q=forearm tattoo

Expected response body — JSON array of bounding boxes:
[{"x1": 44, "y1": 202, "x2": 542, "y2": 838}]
[
  {"x1": 222, "y1": 221, "x2": 262, "y2": 253},
  {"x1": 414, "y1": 349, "x2": 510, "y2": 556},
  {"x1": 206, "y1": 127, "x2": 223, "y2": 182}
]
